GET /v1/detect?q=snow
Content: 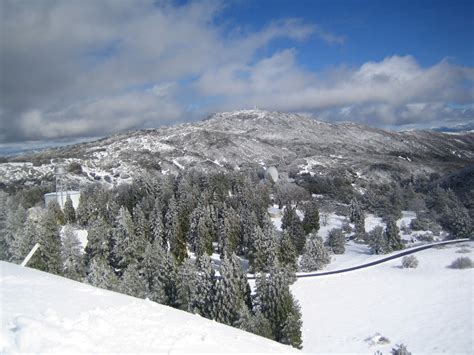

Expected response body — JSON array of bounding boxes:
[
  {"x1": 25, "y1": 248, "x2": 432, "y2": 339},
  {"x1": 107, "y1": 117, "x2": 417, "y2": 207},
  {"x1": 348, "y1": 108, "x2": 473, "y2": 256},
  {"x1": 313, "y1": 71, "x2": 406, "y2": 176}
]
[
  {"x1": 0, "y1": 262, "x2": 298, "y2": 354},
  {"x1": 292, "y1": 241, "x2": 474, "y2": 353}
]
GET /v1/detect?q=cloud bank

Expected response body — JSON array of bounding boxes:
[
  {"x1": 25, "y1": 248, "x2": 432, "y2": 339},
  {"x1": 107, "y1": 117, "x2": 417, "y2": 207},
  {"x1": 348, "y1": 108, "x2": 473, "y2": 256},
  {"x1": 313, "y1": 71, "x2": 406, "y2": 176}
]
[{"x1": 1, "y1": 0, "x2": 472, "y2": 143}]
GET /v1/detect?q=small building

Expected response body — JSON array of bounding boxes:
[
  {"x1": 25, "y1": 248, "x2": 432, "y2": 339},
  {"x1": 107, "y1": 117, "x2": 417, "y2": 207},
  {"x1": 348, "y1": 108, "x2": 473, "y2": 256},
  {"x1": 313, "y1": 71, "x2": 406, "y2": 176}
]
[{"x1": 44, "y1": 191, "x2": 81, "y2": 209}]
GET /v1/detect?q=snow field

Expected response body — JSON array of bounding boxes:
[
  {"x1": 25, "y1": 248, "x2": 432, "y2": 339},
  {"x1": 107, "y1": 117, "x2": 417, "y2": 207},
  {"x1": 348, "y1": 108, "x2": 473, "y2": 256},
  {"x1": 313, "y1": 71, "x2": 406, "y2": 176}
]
[
  {"x1": 292, "y1": 242, "x2": 474, "y2": 353},
  {"x1": 0, "y1": 262, "x2": 298, "y2": 354}
]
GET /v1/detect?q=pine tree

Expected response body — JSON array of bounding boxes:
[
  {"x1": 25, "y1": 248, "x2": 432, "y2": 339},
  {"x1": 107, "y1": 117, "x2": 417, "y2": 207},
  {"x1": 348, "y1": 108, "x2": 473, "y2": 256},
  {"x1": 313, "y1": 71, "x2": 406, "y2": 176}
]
[
  {"x1": 255, "y1": 265, "x2": 302, "y2": 349},
  {"x1": 119, "y1": 263, "x2": 147, "y2": 298},
  {"x1": 85, "y1": 217, "x2": 112, "y2": 267},
  {"x1": 76, "y1": 193, "x2": 90, "y2": 227},
  {"x1": 350, "y1": 198, "x2": 366, "y2": 240},
  {"x1": 278, "y1": 230, "x2": 298, "y2": 272},
  {"x1": 196, "y1": 212, "x2": 214, "y2": 257},
  {"x1": 444, "y1": 205, "x2": 473, "y2": 239},
  {"x1": 165, "y1": 196, "x2": 187, "y2": 263},
  {"x1": 47, "y1": 200, "x2": 65, "y2": 225},
  {"x1": 13, "y1": 215, "x2": 39, "y2": 264},
  {"x1": 302, "y1": 199, "x2": 320, "y2": 234},
  {"x1": 385, "y1": 218, "x2": 403, "y2": 251},
  {"x1": 61, "y1": 225, "x2": 85, "y2": 281},
  {"x1": 218, "y1": 205, "x2": 241, "y2": 258},
  {"x1": 282, "y1": 205, "x2": 306, "y2": 255},
  {"x1": 133, "y1": 204, "x2": 149, "y2": 244},
  {"x1": 300, "y1": 233, "x2": 330, "y2": 272},
  {"x1": 191, "y1": 253, "x2": 216, "y2": 319},
  {"x1": 113, "y1": 206, "x2": 145, "y2": 268},
  {"x1": 87, "y1": 256, "x2": 118, "y2": 290},
  {"x1": 176, "y1": 258, "x2": 197, "y2": 312},
  {"x1": 214, "y1": 253, "x2": 251, "y2": 326},
  {"x1": 142, "y1": 240, "x2": 178, "y2": 306},
  {"x1": 326, "y1": 228, "x2": 346, "y2": 254},
  {"x1": 4, "y1": 202, "x2": 27, "y2": 261},
  {"x1": 150, "y1": 198, "x2": 165, "y2": 247},
  {"x1": 369, "y1": 226, "x2": 389, "y2": 255},
  {"x1": 249, "y1": 225, "x2": 276, "y2": 273},
  {"x1": 33, "y1": 209, "x2": 63, "y2": 275},
  {"x1": 63, "y1": 194, "x2": 76, "y2": 224}
]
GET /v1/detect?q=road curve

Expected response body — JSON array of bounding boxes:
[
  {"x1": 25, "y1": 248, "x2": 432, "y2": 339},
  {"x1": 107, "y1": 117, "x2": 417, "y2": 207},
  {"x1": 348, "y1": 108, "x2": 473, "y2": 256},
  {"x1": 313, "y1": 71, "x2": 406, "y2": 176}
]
[{"x1": 246, "y1": 238, "x2": 471, "y2": 280}]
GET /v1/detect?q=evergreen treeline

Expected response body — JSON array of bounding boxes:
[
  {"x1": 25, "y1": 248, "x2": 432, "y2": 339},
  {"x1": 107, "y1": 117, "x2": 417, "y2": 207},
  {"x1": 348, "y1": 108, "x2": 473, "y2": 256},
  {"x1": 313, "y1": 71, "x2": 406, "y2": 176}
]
[{"x1": 0, "y1": 171, "x2": 304, "y2": 349}]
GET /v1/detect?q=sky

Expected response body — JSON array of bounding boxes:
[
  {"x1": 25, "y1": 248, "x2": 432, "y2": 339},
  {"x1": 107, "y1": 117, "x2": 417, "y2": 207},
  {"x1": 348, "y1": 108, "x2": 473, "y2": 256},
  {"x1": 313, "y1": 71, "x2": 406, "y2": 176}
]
[{"x1": 1, "y1": 0, "x2": 473, "y2": 146}]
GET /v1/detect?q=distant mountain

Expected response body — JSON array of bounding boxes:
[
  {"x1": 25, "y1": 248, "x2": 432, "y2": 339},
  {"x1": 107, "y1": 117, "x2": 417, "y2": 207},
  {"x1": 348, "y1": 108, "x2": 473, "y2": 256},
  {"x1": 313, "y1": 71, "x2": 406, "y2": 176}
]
[
  {"x1": 1, "y1": 110, "x2": 473, "y2": 188},
  {"x1": 431, "y1": 122, "x2": 474, "y2": 133}
]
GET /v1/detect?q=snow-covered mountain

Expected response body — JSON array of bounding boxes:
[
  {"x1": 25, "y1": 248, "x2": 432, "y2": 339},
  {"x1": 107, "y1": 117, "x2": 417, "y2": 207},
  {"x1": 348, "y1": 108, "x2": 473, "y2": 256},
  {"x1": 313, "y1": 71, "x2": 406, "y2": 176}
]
[
  {"x1": 1, "y1": 110, "x2": 473, "y2": 188},
  {"x1": 0, "y1": 261, "x2": 297, "y2": 353}
]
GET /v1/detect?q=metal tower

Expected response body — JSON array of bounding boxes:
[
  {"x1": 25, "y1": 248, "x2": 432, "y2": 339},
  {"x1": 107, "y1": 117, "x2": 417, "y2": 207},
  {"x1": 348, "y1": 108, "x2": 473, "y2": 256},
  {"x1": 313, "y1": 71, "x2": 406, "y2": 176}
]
[{"x1": 54, "y1": 164, "x2": 66, "y2": 206}]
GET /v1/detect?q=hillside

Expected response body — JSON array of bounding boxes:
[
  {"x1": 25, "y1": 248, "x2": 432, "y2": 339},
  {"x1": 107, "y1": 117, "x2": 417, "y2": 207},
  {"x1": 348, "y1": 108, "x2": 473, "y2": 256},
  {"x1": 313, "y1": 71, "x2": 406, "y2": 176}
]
[
  {"x1": 0, "y1": 261, "x2": 297, "y2": 353},
  {"x1": 1, "y1": 110, "x2": 473, "y2": 189}
]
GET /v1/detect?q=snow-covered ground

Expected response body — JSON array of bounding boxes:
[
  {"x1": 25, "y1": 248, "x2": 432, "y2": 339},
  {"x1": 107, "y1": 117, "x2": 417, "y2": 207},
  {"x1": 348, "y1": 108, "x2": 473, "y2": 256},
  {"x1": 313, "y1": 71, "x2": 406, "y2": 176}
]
[
  {"x1": 0, "y1": 262, "x2": 298, "y2": 354},
  {"x1": 293, "y1": 241, "x2": 474, "y2": 353}
]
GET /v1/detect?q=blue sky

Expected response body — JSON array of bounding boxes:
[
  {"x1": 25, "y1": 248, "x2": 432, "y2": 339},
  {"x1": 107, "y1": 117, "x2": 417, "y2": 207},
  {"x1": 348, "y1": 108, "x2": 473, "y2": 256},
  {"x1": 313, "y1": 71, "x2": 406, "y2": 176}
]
[{"x1": 0, "y1": 0, "x2": 473, "y2": 145}]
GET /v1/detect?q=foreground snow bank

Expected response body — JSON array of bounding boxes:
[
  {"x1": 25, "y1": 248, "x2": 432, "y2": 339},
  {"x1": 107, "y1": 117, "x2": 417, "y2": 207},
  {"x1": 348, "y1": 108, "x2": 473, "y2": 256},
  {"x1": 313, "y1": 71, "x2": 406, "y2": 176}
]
[
  {"x1": 293, "y1": 241, "x2": 474, "y2": 353},
  {"x1": 0, "y1": 262, "x2": 297, "y2": 354}
]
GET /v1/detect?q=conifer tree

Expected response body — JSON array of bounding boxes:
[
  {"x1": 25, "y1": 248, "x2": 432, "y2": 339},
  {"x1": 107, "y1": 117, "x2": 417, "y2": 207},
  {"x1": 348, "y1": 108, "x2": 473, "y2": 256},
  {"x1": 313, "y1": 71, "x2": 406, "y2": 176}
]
[
  {"x1": 33, "y1": 209, "x2": 63, "y2": 275},
  {"x1": 214, "y1": 253, "x2": 251, "y2": 326},
  {"x1": 87, "y1": 256, "x2": 119, "y2": 290},
  {"x1": 63, "y1": 194, "x2": 76, "y2": 224},
  {"x1": 300, "y1": 233, "x2": 330, "y2": 272},
  {"x1": 76, "y1": 193, "x2": 90, "y2": 227},
  {"x1": 165, "y1": 196, "x2": 187, "y2": 262},
  {"x1": 282, "y1": 205, "x2": 306, "y2": 254},
  {"x1": 278, "y1": 230, "x2": 298, "y2": 272},
  {"x1": 385, "y1": 218, "x2": 404, "y2": 251},
  {"x1": 255, "y1": 265, "x2": 302, "y2": 349},
  {"x1": 302, "y1": 199, "x2": 320, "y2": 234},
  {"x1": 350, "y1": 198, "x2": 366, "y2": 240},
  {"x1": 235, "y1": 305, "x2": 273, "y2": 340},
  {"x1": 4, "y1": 203, "x2": 27, "y2": 261},
  {"x1": 12, "y1": 215, "x2": 39, "y2": 264},
  {"x1": 176, "y1": 258, "x2": 197, "y2": 312},
  {"x1": 326, "y1": 228, "x2": 346, "y2": 254},
  {"x1": 85, "y1": 217, "x2": 112, "y2": 267},
  {"x1": 191, "y1": 253, "x2": 216, "y2": 319},
  {"x1": 61, "y1": 225, "x2": 85, "y2": 281},
  {"x1": 150, "y1": 198, "x2": 165, "y2": 247},
  {"x1": 142, "y1": 240, "x2": 178, "y2": 306},
  {"x1": 249, "y1": 225, "x2": 276, "y2": 273},
  {"x1": 47, "y1": 200, "x2": 65, "y2": 225},
  {"x1": 369, "y1": 226, "x2": 389, "y2": 254},
  {"x1": 133, "y1": 204, "x2": 149, "y2": 244},
  {"x1": 119, "y1": 263, "x2": 147, "y2": 298}
]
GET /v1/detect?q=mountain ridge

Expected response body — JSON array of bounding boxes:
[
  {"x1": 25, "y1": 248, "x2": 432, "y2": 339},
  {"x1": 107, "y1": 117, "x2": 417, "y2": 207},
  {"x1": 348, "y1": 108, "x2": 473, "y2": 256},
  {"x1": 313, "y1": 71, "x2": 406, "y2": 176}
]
[{"x1": 1, "y1": 110, "x2": 473, "y2": 189}]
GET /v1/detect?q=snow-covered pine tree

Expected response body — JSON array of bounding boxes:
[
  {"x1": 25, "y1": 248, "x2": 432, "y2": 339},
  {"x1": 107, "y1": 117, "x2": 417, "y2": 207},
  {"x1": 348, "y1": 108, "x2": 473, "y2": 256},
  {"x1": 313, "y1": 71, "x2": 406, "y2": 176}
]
[
  {"x1": 63, "y1": 194, "x2": 76, "y2": 224},
  {"x1": 282, "y1": 205, "x2": 306, "y2": 255},
  {"x1": 249, "y1": 225, "x2": 277, "y2": 273},
  {"x1": 278, "y1": 230, "x2": 298, "y2": 272},
  {"x1": 85, "y1": 217, "x2": 112, "y2": 267},
  {"x1": 385, "y1": 217, "x2": 403, "y2": 251},
  {"x1": 176, "y1": 258, "x2": 197, "y2": 312},
  {"x1": 326, "y1": 228, "x2": 346, "y2": 254},
  {"x1": 254, "y1": 265, "x2": 302, "y2": 349},
  {"x1": 12, "y1": 214, "x2": 38, "y2": 264},
  {"x1": 350, "y1": 198, "x2": 366, "y2": 240},
  {"x1": 218, "y1": 205, "x2": 241, "y2": 258},
  {"x1": 149, "y1": 198, "x2": 165, "y2": 247},
  {"x1": 47, "y1": 200, "x2": 65, "y2": 225},
  {"x1": 191, "y1": 253, "x2": 216, "y2": 319},
  {"x1": 165, "y1": 196, "x2": 187, "y2": 263},
  {"x1": 87, "y1": 256, "x2": 119, "y2": 290},
  {"x1": 369, "y1": 226, "x2": 389, "y2": 254},
  {"x1": 299, "y1": 233, "x2": 330, "y2": 272},
  {"x1": 133, "y1": 204, "x2": 149, "y2": 245},
  {"x1": 195, "y1": 211, "x2": 214, "y2": 257},
  {"x1": 61, "y1": 225, "x2": 85, "y2": 281},
  {"x1": 142, "y1": 240, "x2": 178, "y2": 306},
  {"x1": 214, "y1": 253, "x2": 251, "y2": 326},
  {"x1": 302, "y1": 198, "x2": 320, "y2": 234},
  {"x1": 119, "y1": 263, "x2": 147, "y2": 298},
  {"x1": 3, "y1": 201, "x2": 27, "y2": 261},
  {"x1": 32, "y1": 208, "x2": 63, "y2": 275},
  {"x1": 444, "y1": 205, "x2": 473, "y2": 239},
  {"x1": 76, "y1": 193, "x2": 90, "y2": 227}
]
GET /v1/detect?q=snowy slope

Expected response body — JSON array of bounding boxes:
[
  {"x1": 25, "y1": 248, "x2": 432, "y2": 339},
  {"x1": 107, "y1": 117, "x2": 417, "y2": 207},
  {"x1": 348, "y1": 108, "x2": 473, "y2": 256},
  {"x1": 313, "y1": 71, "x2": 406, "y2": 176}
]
[
  {"x1": 292, "y1": 241, "x2": 474, "y2": 354},
  {"x1": 0, "y1": 262, "x2": 298, "y2": 354}
]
